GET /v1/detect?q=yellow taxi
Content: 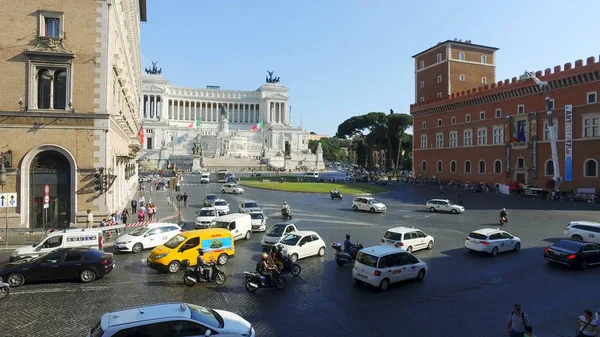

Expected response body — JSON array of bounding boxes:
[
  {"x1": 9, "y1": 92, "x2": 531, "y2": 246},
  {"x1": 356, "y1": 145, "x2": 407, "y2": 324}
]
[{"x1": 146, "y1": 228, "x2": 234, "y2": 273}]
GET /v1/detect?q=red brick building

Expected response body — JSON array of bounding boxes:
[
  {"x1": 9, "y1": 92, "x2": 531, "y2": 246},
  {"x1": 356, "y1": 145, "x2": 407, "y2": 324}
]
[{"x1": 410, "y1": 41, "x2": 600, "y2": 192}]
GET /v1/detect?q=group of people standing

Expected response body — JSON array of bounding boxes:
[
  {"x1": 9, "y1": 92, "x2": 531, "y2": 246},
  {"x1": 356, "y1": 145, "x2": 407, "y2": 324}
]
[
  {"x1": 507, "y1": 304, "x2": 599, "y2": 337},
  {"x1": 131, "y1": 197, "x2": 157, "y2": 222}
]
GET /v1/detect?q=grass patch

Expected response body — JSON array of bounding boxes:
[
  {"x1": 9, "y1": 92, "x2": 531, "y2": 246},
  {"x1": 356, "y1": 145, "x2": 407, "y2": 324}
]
[{"x1": 238, "y1": 181, "x2": 388, "y2": 194}]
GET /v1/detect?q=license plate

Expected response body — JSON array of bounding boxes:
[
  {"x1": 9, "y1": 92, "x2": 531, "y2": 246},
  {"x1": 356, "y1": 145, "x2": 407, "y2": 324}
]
[
  {"x1": 356, "y1": 273, "x2": 368, "y2": 279},
  {"x1": 471, "y1": 240, "x2": 479, "y2": 244},
  {"x1": 386, "y1": 240, "x2": 394, "y2": 243}
]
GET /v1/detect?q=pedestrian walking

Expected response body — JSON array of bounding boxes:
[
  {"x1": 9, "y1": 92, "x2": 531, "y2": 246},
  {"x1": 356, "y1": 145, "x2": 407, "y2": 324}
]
[
  {"x1": 147, "y1": 205, "x2": 154, "y2": 220},
  {"x1": 139, "y1": 196, "x2": 145, "y2": 207},
  {"x1": 131, "y1": 199, "x2": 137, "y2": 213},
  {"x1": 121, "y1": 209, "x2": 128, "y2": 224},
  {"x1": 176, "y1": 180, "x2": 181, "y2": 192},
  {"x1": 138, "y1": 209, "x2": 144, "y2": 222},
  {"x1": 507, "y1": 304, "x2": 531, "y2": 337},
  {"x1": 183, "y1": 192, "x2": 188, "y2": 208},
  {"x1": 575, "y1": 309, "x2": 598, "y2": 337},
  {"x1": 86, "y1": 209, "x2": 94, "y2": 228}
]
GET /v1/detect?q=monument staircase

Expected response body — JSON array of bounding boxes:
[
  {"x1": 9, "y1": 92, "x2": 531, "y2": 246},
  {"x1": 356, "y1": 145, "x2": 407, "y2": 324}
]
[{"x1": 203, "y1": 157, "x2": 261, "y2": 170}]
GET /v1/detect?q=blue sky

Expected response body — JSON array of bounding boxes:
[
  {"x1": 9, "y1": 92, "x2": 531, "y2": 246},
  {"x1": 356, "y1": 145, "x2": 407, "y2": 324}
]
[{"x1": 140, "y1": 0, "x2": 600, "y2": 136}]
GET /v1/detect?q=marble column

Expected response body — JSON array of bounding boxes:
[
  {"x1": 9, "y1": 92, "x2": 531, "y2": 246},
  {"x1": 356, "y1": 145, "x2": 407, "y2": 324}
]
[
  {"x1": 140, "y1": 96, "x2": 144, "y2": 119},
  {"x1": 281, "y1": 103, "x2": 286, "y2": 124}
]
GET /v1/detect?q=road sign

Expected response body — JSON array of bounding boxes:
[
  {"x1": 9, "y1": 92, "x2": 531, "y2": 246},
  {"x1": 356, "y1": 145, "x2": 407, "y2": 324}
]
[
  {"x1": 176, "y1": 194, "x2": 183, "y2": 202},
  {"x1": 6, "y1": 193, "x2": 17, "y2": 208},
  {"x1": 0, "y1": 194, "x2": 6, "y2": 208},
  {"x1": 44, "y1": 195, "x2": 50, "y2": 209},
  {"x1": 44, "y1": 184, "x2": 50, "y2": 195}
]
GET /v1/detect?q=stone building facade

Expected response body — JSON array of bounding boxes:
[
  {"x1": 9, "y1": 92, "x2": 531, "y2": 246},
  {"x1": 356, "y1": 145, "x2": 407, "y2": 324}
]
[{"x1": 0, "y1": 0, "x2": 147, "y2": 229}]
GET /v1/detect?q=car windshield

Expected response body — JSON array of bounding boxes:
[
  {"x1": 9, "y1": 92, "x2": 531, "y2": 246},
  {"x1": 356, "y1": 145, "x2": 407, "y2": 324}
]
[
  {"x1": 368, "y1": 199, "x2": 381, "y2": 204},
  {"x1": 214, "y1": 201, "x2": 227, "y2": 206},
  {"x1": 356, "y1": 252, "x2": 378, "y2": 267},
  {"x1": 188, "y1": 304, "x2": 223, "y2": 329},
  {"x1": 210, "y1": 221, "x2": 229, "y2": 229},
  {"x1": 250, "y1": 213, "x2": 263, "y2": 220},
  {"x1": 280, "y1": 234, "x2": 301, "y2": 246},
  {"x1": 129, "y1": 226, "x2": 149, "y2": 236},
  {"x1": 468, "y1": 233, "x2": 488, "y2": 240},
  {"x1": 199, "y1": 210, "x2": 215, "y2": 216},
  {"x1": 244, "y1": 202, "x2": 259, "y2": 208},
  {"x1": 206, "y1": 195, "x2": 217, "y2": 200},
  {"x1": 266, "y1": 225, "x2": 286, "y2": 237},
  {"x1": 553, "y1": 240, "x2": 582, "y2": 252},
  {"x1": 164, "y1": 234, "x2": 186, "y2": 249}
]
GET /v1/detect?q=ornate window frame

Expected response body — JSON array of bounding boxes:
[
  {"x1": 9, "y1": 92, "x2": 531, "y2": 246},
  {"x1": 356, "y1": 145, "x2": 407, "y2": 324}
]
[
  {"x1": 27, "y1": 60, "x2": 73, "y2": 111},
  {"x1": 38, "y1": 10, "x2": 65, "y2": 38}
]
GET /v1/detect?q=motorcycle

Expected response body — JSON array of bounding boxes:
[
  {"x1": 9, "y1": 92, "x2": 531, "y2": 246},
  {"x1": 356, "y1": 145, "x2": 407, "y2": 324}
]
[
  {"x1": 243, "y1": 271, "x2": 287, "y2": 292},
  {"x1": 281, "y1": 207, "x2": 292, "y2": 220},
  {"x1": 181, "y1": 259, "x2": 227, "y2": 287},
  {"x1": 330, "y1": 191, "x2": 343, "y2": 200},
  {"x1": 499, "y1": 216, "x2": 507, "y2": 226},
  {"x1": 278, "y1": 256, "x2": 301, "y2": 276},
  {"x1": 331, "y1": 242, "x2": 364, "y2": 267},
  {"x1": 0, "y1": 282, "x2": 10, "y2": 300}
]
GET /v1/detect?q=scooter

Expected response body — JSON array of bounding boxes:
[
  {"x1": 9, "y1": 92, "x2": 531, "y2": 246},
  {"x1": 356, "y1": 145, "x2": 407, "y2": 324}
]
[
  {"x1": 281, "y1": 207, "x2": 292, "y2": 220},
  {"x1": 278, "y1": 256, "x2": 301, "y2": 276},
  {"x1": 0, "y1": 282, "x2": 10, "y2": 300},
  {"x1": 331, "y1": 242, "x2": 364, "y2": 267},
  {"x1": 181, "y1": 259, "x2": 227, "y2": 287},
  {"x1": 243, "y1": 271, "x2": 287, "y2": 293},
  {"x1": 330, "y1": 191, "x2": 343, "y2": 200}
]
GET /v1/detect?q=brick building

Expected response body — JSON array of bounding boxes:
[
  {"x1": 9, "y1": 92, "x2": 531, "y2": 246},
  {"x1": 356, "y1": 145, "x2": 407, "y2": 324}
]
[
  {"x1": 410, "y1": 41, "x2": 600, "y2": 192},
  {"x1": 0, "y1": 0, "x2": 147, "y2": 228}
]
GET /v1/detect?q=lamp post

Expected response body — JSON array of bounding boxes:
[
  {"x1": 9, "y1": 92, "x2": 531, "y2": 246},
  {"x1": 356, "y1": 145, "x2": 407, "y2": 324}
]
[{"x1": 0, "y1": 154, "x2": 6, "y2": 188}]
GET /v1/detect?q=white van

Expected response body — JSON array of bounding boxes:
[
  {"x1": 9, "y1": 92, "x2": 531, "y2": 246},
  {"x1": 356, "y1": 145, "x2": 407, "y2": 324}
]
[
  {"x1": 302, "y1": 172, "x2": 319, "y2": 179},
  {"x1": 200, "y1": 173, "x2": 211, "y2": 184},
  {"x1": 9, "y1": 228, "x2": 104, "y2": 262},
  {"x1": 209, "y1": 213, "x2": 252, "y2": 241}
]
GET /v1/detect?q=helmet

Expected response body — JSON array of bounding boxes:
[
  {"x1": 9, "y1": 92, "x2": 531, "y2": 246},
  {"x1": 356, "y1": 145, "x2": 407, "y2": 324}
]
[
  {"x1": 261, "y1": 253, "x2": 269, "y2": 260},
  {"x1": 283, "y1": 201, "x2": 287, "y2": 205},
  {"x1": 346, "y1": 234, "x2": 351, "y2": 240},
  {"x1": 277, "y1": 245, "x2": 283, "y2": 252},
  {"x1": 502, "y1": 208, "x2": 506, "y2": 211},
  {"x1": 197, "y1": 248, "x2": 205, "y2": 255}
]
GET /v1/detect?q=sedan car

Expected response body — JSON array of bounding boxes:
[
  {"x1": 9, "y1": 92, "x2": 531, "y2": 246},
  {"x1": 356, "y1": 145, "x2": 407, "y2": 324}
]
[
  {"x1": 464, "y1": 228, "x2": 521, "y2": 257},
  {"x1": 380, "y1": 226, "x2": 435, "y2": 253},
  {"x1": 0, "y1": 248, "x2": 114, "y2": 287},
  {"x1": 425, "y1": 199, "x2": 464, "y2": 214},
  {"x1": 261, "y1": 223, "x2": 299, "y2": 249},
  {"x1": 352, "y1": 197, "x2": 386, "y2": 213},
  {"x1": 203, "y1": 194, "x2": 218, "y2": 207},
  {"x1": 221, "y1": 183, "x2": 244, "y2": 194},
  {"x1": 195, "y1": 207, "x2": 218, "y2": 229},
  {"x1": 213, "y1": 199, "x2": 230, "y2": 215},
  {"x1": 114, "y1": 223, "x2": 182, "y2": 253},
  {"x1": 249, "y1": 210, "x2": 267, "y2": 232},
  {"x1": 544, "y1": 240, "x2": 600, "y2": 270},
  {"x1": 279, "y1": 230, "x2": 326, "y2": 262},
  {"x1": 238, "y1": 200, "x2": 261, "y2": 213}
]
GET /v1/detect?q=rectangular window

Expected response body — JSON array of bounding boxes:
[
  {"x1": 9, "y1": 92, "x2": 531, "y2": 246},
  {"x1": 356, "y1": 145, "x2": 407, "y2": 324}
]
[
  {"x1": 543, "y1": 121, "x2": 558, "y2": 140},
  {"x1": 451, "y1": 116, "x2": 456, "y2": 125},
  {"x1": 420, "y1": 135, "x2": 427, "y2": 149},
  {"x1": 437, "y1": 53, "x2": 442, "y2": 62},
  {"x1": 463, "y1": 130, "x2": 472, "y2": 146},
  {"x1": 493, "y1": 126, "x2": 503, "y2": 144},
  {"x1": 481, "y1": 77, "x2": 487, "y2": 84},
  {"x1": 438, "y1": 119, "x2": 442, "y2": 126},
  {"x1": 422, "y1": 121, "x2": 426, "y2": 129},
  {"x1": 39, "y1": 11, "x2": 64, "y2": 38},
  {"x1": 479, "y1": 111, "x2": 485, "y2": 120},
  {"x1": 146, "y1": 137, "x2": 153, "y2": 150},
  {"x1": 459, "y1": 52, "x2": 465, "y2": 60},
  {"x1": 517, "y1": 104, "x2": 525, "y2": 114},
  {"x1": 420, "y1": 81, "x2": 425, "y2": 88},
  {"x1": 449, "y1": 131, "x2": 458, "y2": 147},
  {"x1": 465, "y1": 114, "x2": 471, "y2": 122},
  {"x1": 548, "y1": 99, "x2": 555, "y2": 110},
  {"x1": 518, "y1": 158, "x2": 524, "y2": 168},
  {"x1": 587, "y1": 92, "x2": 597, "y2": 104},
  {"x1": 481, "y1": 55, "x2": 487, "y2": 63},
  {"x1": 583, "y1": 116, "x2": 600, "y2": 138},
  {"x1": 495, "y1": 108, "x2": 502, "y2": 118},
  {"x1": 30, "y1": 65, "x2": 71, "y2": 110},
  {"x1": 436, "y1": 133, "x2": 444, "y2": 148},
  {"x1": 419, "y1": 61, "x2": 424, "y2": 69},
  {"x1": 437, "y1": 92, "x2": 442, "y2": 98},
  {"x1": 437, "y1": 75, "x2": 442, "y2": 83},
  {"x1": 420, "y1": 97, "x2": 425, "y2": 103},
  {"x1": 477, "y1": 128, "x2": 487, "y2": 145},
  {"x1": 459, "y1": 74, "x2": 465, "y2": 82}
]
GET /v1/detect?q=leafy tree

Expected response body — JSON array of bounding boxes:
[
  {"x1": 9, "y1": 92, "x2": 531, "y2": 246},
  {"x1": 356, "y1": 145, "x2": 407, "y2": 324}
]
[
  {"x1": 308, "y1": 138, "x2": 351, "y2": 162},
  {"x1": 387, "y1": 111, "x2": 413, "y2": 176}
]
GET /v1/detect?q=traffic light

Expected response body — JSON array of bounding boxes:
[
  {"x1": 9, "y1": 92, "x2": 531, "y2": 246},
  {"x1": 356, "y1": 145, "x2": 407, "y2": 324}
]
[{"x1": 93, "y1": 169, "x2": 104, "y2": 193}]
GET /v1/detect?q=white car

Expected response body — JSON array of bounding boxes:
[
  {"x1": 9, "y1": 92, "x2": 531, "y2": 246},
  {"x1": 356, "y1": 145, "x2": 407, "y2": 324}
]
[
  {"x1": 352, "y1": 196, "x2": 386, "y2": 213},
  {"x1": 213, "y1": 199, "x2": 230, "y2": 215},
  {"x1": 564, "y1": 221, "x2": 600, "y2": 243},
  {"x1": 200, "y1": 173, "x2": 211, "y2": 184},
  {"x1": 88, "y1": 302, "x2": 255, "y2": 337},
  {"x1": 195, "y1": 207, "x2": 217, "y2": 229},
  {"x1": 425, "y1": 199, "x2": 465, "y2": 214},
  {"x1": 238, "y1": 200, "x2": 261, "y2": 213},
  {"x1": 261, "y1": 223, "x2": 299, "y2": 249},
  {"x1": 114, "y1": 223, "x2": 182, "y2": 253},
  {"x1": 464, "y1": 228, "x2": 521, "y2": 257},
  {"x1": 278, "y1": 230, "x2": 326, "y2": 262},
  {"x1": 249, "y1": 210, "x2": 267, "y2": 232},
  {"x1": 221, "y1": 183, "x2": 244, "y2": 194},
  {"x1": 352, "y1": 245, "x2": 428, "y2": 291},
  {"x1": 380, "y1": 227, "x2": 435, "y2": 253}
]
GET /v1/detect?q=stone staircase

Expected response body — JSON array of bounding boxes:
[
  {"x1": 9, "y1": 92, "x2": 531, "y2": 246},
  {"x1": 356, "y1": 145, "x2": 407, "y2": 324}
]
[{"x1": 203, "y1": 157, "x2": 261, "y2": 170}]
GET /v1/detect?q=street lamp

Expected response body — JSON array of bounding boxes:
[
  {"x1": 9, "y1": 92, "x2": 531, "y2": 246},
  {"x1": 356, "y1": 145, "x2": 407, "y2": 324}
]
[{"x1": 0, "y1": 161, "x2": 6, "y2": 187}]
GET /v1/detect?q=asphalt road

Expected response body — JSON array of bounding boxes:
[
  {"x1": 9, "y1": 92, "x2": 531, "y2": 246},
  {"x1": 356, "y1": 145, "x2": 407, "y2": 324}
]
[{"x1": 1, "y1": 172, "x2": 599, "y2": 337}]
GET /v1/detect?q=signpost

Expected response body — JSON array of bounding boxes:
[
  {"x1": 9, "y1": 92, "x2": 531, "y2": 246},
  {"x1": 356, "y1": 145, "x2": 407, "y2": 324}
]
[
  {"x1": 0, "y1": 193, "x2": 17, "y2": 246},
  {"x1": 43, "y1": 184, "x2": 50, "y2": 232}
]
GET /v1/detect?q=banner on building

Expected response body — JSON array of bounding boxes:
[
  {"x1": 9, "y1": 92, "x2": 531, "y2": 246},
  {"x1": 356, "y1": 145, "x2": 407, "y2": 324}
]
[{"x1": 565, "y1": 105, "x2": 573, "y2": 181}]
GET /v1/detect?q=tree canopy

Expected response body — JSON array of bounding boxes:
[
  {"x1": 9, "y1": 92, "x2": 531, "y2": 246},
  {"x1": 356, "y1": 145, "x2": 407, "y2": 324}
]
[{"x1": 308, "y1": 137, "x2": 351, "y2": 162}]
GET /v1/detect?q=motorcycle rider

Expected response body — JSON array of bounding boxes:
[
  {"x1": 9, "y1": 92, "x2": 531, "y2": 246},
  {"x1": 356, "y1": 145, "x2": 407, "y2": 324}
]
[
  {"x1": 256, "y1": 253, "x2": 278, "y2": 286},
  {"x1": 500, "y1": 208, "x2": 508, "y2": 222},
  {"x1": 195, "y1": 248, "x2": 212, "y2": 281},
  {"x1": 282, "y1": 201, "x2": 291, "y2": 216},
  {"x1": 344, "y1": 234, "x2": 358, "y2": 257},
  {"x1": 270, "y1": 245, "x2": 284, "y2": 271},
  {"x1": 332, "y1": 188, "x2": 340, "y2": 196}
]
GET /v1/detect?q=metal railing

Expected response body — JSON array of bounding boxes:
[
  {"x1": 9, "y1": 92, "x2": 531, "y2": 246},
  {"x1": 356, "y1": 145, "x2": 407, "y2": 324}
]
[{"x1": 0, "y1": 228, "x2": 46, "y2": 246}]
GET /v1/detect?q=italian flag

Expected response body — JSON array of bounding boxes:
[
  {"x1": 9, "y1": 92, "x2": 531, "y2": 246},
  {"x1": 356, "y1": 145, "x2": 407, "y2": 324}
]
[
  {"x1": 252, "y1": 121, "x2": 264, "y2": 132},
  {"x1": 188, "y1": 118, "x2": 202, "y2": 128}
]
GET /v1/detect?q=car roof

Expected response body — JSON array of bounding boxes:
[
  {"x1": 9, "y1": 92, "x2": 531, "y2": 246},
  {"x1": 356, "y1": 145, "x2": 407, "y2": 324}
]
[
  {"x1": 385, "y1": 226, "x2": 417, "y2": 234},
  {"x1": 553, "y1": 239, "x2": 586, "y2": 247},
  {"x1": 427, "y1": 199, "x2": 450, "y2": 202},
  {"x1": 101, "y1": 303, "x2": 192, "y2": 330},
  {"x1": 214, "y1": 213, "x2": 250, "y2": 221},
  {"x1": 569, "y1": 221, "x2": 600, "y2": 227},
  {"x1": 359, "y1": 245, "x2": 406, "y2": 256},
  {"x1": 470, "y1": 228, "x2": 503, "y2": 235},
  {"x1": 289, "y1": 230, "x2": 317, "y2": 236}
]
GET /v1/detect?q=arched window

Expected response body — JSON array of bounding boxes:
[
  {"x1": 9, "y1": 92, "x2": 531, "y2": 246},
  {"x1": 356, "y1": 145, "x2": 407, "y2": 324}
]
[
  {"x1": 478, "y1": 160, "x2": 486, "y2": 174},
  {"x1": 545, "y1": 160, "x2": 554, "y2": 176},
  {"x1": 54, "y1": 69, "x2": 67, "y2": 109},
  {"x1": 584, "y1": 159, "x2": 598, "y2": 177},
  {"x1": 421, "y1": 160, "x2": 427, "y2": 172},
  {"x1": 437, "y1": 160, "x2": 443, "y2": 172},
  {"x1": 464, "y1": 160, "x2": 471, "y2": 173},
  {"x1": 494, "y1": 160, "x2": 502, "y2": 174},
  {"x1": 450, "y1": 160, "x2": 457, "y2": 173}
]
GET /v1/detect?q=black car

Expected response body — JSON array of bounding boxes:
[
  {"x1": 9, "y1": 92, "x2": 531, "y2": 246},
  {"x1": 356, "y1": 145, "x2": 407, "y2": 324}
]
[
  {"x1": 543, "y1": 240, "x2": 600, "y2": 270},
  {"x1": 0, "y1": 248, "x2": 115, "y2": 287}
]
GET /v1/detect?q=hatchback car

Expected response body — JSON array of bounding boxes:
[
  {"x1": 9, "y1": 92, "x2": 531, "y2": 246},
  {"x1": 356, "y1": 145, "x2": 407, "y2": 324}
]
[
  {"x1": 352, "y1": 197, "x2": 386, "y2": 213},
  {"x1": 425, "y1": 199, "x2": 464, "y2": 214},
  {"x1": 87, "y1": 302, "x2": 254, "y2": 337},
  {"x1": 544, "y1": 239, "x2": 600, "y2": 270},
  {"x1": 380, "y1": 227, "x2": 434, "y2": 253},
  {"x1": 213, "y1": 199, "x2": 230, "y2": 215},
  {"x1": 195, "y1": 207, "x2": 218, "y2": 229},
  {"x1": 261, "y1": 223, "x2": 299, "y2": 249},
  {"x1": 279, "y1": 230, "x2": 326, "y2": 262},
  {"x1": 115, "y1": 223, "x2": 182, "y2": 253},
  {"x1": 464, "y1": 228, "x2": 521, "y2": 257},
  {"x1": 221, "y1": 183, "x2": 244, "y2": 194},
  {"x1": 564, "y1": 221, "x2": 600, "y2": 243}
]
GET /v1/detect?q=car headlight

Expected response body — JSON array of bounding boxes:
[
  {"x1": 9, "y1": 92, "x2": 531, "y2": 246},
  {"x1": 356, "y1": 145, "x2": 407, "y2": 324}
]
[{"x1": 154, "y1": 253, "x2": 168, "y2": 259}]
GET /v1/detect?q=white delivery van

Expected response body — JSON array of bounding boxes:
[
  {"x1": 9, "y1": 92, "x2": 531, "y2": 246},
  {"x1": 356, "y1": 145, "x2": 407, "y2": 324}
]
[
  {"x1": 209, "y1": 213, "x2": 252, "y2": 241},
  {"x1": 200, "y1": 173, "x2": 211, "y2": 184},
  {"x1": 9, "y1": 228, "x2": 104, "y2": 262}
]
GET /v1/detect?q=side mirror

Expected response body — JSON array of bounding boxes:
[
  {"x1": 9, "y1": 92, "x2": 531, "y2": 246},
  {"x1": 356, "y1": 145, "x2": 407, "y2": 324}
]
[{"x1": 35, "y1": 246, "x2": 42, "y2": 252}]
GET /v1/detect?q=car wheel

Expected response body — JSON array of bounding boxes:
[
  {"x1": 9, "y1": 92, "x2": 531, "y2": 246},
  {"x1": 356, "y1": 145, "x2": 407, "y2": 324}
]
[
  {"x1": 221, "y1": 189, "x2": 225, "y2": 193},
  {"x1": 0, "y1": 285, "x2": 9, "y2": 299},
  {"x1": 217, "y1": 253, "x2": 229, "y2": 265},
  {"x1": 352, "y1": 205, "x2": 358, "y2": 211},
  {"x1": 427, "y1": 241, "x2": 434, "y2": 250},
  {"x1": 581, "y1": 259, "x2": 589, "y2": 270},
  {"x1": 80, "y1": 269, "x2": 97, "y2": 283},
  {"x1": 429, "y1": 207, "x2": 436, "y2": 212},
  {"x1": 513, "y1": 242, "x2": 521, "y2": 252},
  {"x1": 370, "y1": 207, "x2": 375, "y2": 213},
  {"x1": 379, "y1": 278, "x2": 390, "y2": 291},
  {"x1": 6, "y1": 273, "x2": 25, "y2": 287},
  {"x1": 168, "y1": 261, "x2": 181, "y2": 273},
  {"x1": 490, "y1": 247, "x2": 498, "y2": 257},
  {"x1": 132, "y1": 243, "x2": 143, "y2": 253},
  {"x1": 406, "y1": 246, "x2": 413, "y2": 253},
  {"x1": 451, "y1": 209, "x2": 458, "y2": 214},
  {"x1": 233, "y1": 190, "x2": 238, "y2": 194},
  {"x1": 318, "y1": 246, "x2": 326, "y2": 257},
  {"x1": 571, "y1": 235, "x2": 584, "y2": 241},
  {"x1": 290, "y1": 253, "x2": 299, "y2": 262},
  {"x1": 416, "y1": 269, "x2": 426, "y2": 281},
  {"x1": 244, "y1": 231, "x2": 251, "y2": 240}
]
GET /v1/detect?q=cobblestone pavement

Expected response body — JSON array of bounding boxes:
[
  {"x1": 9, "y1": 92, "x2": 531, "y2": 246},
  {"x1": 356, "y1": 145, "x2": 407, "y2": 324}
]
[{"x1": 1, "y1": 173, "x2": 598, "y2": 336}]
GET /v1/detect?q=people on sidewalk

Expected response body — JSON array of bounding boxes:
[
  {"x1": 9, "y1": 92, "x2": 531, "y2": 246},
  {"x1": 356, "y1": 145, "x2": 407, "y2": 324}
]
[
  {"x1": 121, "y1": 209, "x2": 128, "y2": 224},
  {"x1": 183, "y1": 192, "x2": 188, "y2": 208},
  {"x1": 507, "y1": 304, "x2": 531, "y2": 337},
  {"x1": 86, "y1": 209, "x2": 94, "y2": 228},
  {"x1": 131, "y1": 199, "x2": 137, "y2": 213},
  {"x1": 576, "y1": 309, "x2": 598, "y2": 337}
]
